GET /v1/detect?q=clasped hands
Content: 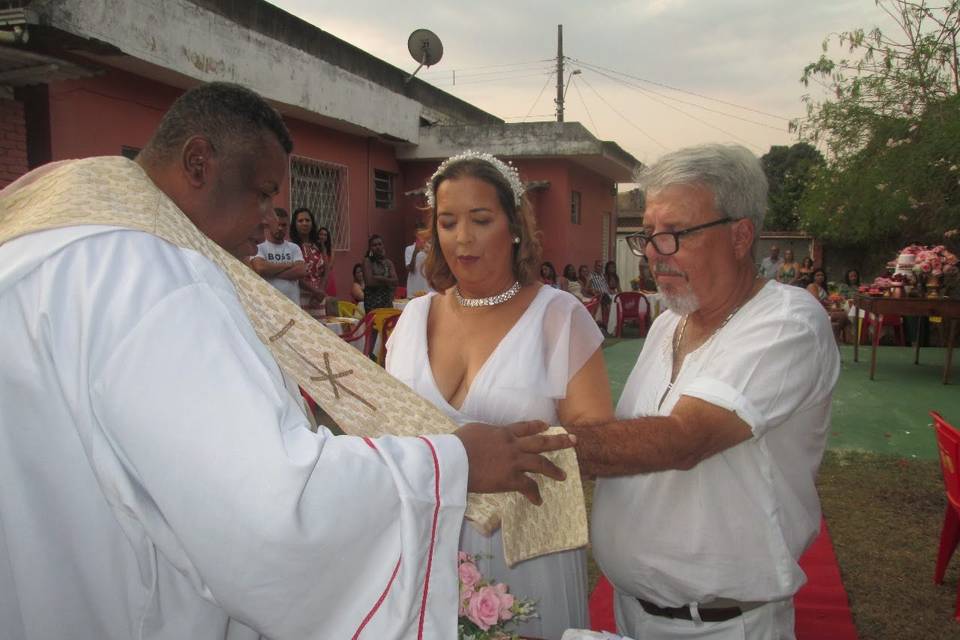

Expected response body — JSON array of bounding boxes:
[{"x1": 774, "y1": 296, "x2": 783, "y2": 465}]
[{"x1": 453, "y1": 421, "x2": 576, "y2": 506}]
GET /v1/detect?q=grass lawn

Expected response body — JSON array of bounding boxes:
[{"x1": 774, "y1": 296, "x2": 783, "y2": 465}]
[{"x1": 599, "y1": 338, "x2": 960, "y2": 635}]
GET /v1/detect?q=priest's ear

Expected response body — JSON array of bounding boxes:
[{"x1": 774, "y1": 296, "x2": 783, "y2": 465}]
[{"x1": 180, "y1": 135, "x2": 217, "y2": 187}]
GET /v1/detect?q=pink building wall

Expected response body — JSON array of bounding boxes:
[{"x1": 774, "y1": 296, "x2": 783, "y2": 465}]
[
  {"x1": 41, "y1": 69, "x2": 411, "y2": 295},
  {"x1": 27, "y1": 68, "x2": 619, "y2": 295}
]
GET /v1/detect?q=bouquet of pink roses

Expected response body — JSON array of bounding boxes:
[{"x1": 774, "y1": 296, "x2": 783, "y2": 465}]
[{"x1": 457, "y1": 551, "x2": 536, "y2": 640}]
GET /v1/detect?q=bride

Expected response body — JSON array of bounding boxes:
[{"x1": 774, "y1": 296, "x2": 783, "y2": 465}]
[{"x1": 386, "y1": 152, "x2": 613, "y2": 639}]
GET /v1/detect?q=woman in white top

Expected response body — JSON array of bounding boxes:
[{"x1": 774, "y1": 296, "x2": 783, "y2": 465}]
[{"x1": 386, "y1": 152, "x2": 613, "y2": 639}]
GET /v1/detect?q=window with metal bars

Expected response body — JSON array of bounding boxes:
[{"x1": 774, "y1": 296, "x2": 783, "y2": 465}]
[
  {"x1": 373, "y1": 170, "x2": 395, "y2": 210},
  {"x1": 571, "y1": 190, "x2": 582, "y2": 225},
  {"x1": 290, "y1": 156, "x2": 350, "y2": 251}
]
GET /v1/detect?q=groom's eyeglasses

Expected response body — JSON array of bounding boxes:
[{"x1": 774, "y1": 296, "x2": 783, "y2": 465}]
[{"x1": 625, "y1": 217, "x2": 734, "y2": 257}]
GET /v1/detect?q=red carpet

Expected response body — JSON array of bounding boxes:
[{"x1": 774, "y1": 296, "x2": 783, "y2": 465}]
[{"x1": 589, "y1": 518, "x2": 858, "y2": 639}]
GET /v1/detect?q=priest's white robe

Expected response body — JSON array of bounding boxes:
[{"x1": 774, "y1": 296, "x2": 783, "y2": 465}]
[{"x1": 0, "y1": 225, "x2": 468, "y2": 639}]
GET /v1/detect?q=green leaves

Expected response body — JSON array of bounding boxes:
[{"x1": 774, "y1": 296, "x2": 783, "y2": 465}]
[{"x1": 790, "y1": 0, "x2": 960, "y2": 253}]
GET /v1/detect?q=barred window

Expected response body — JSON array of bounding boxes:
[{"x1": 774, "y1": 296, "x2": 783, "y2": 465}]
[
  {"x1": 373, "y1": 170, "x2": 395, "y2": 210},
  {"x1": 571, "y1": 190, "x2": 582, "y2": 225},
  {"x1": 290, "y1": 156, "x2": 349, "y2": 251}
]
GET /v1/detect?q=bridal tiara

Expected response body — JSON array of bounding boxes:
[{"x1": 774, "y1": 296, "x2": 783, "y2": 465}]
[{"x1": 425, "y1": 150, "x2": 525, "y2": 209}]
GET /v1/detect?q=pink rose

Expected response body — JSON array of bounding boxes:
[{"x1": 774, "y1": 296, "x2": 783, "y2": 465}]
[
  {"x1": 467, "y1": 585, "x2": 502, "y2": 630},
  {"x1": 459, "y1": 586, "x2": 474, "y2": 617},
  {"x1": 458, "y1": 561, "x2": 482, "y2": 590},
  {"x1": 494, "y1": 583, "x2": 514, "y2": 620},
  {"x1": 458, "y1": 551, "x2": 470, "y2": 563}
]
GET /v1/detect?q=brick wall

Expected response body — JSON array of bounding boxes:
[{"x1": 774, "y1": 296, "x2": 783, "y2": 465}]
[{"x1": 0, "y1": 98, "x2": 28, "y2": 188}]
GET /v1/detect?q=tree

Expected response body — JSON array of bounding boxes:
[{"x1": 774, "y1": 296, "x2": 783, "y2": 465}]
[
  {"x1": 761, "y1": 142, "x2": 825, "y2": 230},
  {"x1": 798, "y1": 93, "x2": 960, "y2": 249},
  {"x1": 793, "y1": 0, "x2": 960, "y2": 257},
  {"x1": 796, "y1": 0, "x2": 960, "y2": 161}
]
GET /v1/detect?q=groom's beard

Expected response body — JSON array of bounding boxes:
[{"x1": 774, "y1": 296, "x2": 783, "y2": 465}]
[{"x1": 653, "y1": 262, "x2": 700, "y2": 315}]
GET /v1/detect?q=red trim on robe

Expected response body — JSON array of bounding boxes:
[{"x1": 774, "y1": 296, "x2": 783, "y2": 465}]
[
  {"x1": 361, "y1": 437, "x2": 377, "y2": 450},
  {"x1": 351, "y1": 555, "x2": 402, "y2": 639},
  {"x1": 416, "y1": 436, "x2": 442, "y2": 639}
]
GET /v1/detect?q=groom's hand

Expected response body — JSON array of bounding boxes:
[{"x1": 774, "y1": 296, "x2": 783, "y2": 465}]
[{"x1": 454, "y1": 421, "x2": 576, "y2": 505}]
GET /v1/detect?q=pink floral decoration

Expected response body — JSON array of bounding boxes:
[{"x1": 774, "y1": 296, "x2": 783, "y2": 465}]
[{"x1": 467, "y1": 586, "x2": 503, "y2": 630}]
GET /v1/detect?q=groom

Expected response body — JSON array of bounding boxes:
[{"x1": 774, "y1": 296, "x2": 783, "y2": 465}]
[
  {"x1": 572, "y1": 144, "x2": 840, "y2": 639},
  {"x1": 0, "y1": 82, "x2": 574, "y2": 639}
]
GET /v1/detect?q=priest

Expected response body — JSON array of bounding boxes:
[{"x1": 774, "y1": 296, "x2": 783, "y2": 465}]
[{"x1": 0, "y1": 82, "x2": 573, "y2": 639}]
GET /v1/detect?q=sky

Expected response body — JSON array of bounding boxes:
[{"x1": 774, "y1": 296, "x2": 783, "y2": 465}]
[{"x1": 268, "y1": 0, "x2": 897, "y2": 166}]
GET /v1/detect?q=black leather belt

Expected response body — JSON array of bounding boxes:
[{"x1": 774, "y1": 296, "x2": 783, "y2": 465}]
[{"x1": 637, "y1": 598, "x2": 749, "y2": 623}]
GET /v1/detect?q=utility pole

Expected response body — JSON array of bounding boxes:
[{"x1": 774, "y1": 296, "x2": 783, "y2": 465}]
[{"x1": 555, "y1": 24, "x2": 564, "y2": 122}]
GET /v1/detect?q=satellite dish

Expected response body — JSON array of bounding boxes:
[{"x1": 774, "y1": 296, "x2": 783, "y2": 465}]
[{"x1": 406, "y1": 29, "x2": 443, "y2": 83}]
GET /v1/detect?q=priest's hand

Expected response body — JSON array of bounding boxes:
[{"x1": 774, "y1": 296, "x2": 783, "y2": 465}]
[{"x1": 454, "y1": 420, "x2": 575, "y2": 505}]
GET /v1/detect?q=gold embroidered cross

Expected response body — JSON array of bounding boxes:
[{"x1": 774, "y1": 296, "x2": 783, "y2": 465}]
[{"x1": 270, "y1": 319, "x2": 377, "y2": 412}]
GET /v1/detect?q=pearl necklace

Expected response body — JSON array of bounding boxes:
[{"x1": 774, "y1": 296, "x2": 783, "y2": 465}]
[{"x1": 454, "y1": 281, "x2": 521, "y2": 308}]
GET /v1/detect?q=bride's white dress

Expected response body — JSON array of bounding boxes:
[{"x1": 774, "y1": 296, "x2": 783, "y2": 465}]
[{"x1": 386, "y1": 285, "x2": 603, "y2": 640}]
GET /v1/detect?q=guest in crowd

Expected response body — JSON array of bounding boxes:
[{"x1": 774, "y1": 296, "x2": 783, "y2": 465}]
[
  {"x1": 289, "y1": 206, "x2": 326, "y2": 314},
  {"x1": 351, "y1": 262, "x2": 365, "y2": 303},
  {"x1": 570, "y1": 144, "x2": 840, "y2": 639},
  {"x1": 605, "y1": 260, "x2": 622, "y2": 295},
  {"x1": 566, "y1": 264, "x2": 587, "y2": 300},
  {"x1": 578, "y1": 264, "x2": 591, "y2": 294},
  {"x1": 805, "y1": 267, "x2": 829, "y2": 302},
  {"x1": 404, "y1": 223, "x2": 431, "y2": 296},
  {"x1": 808, "y1": 268, "x2": 851, "y2": 342},
  {"x1": 250, "y1": 207, "x2": 305, "y2": 304},
  {"x1": 638, "y1": 259, "x2": 658, "y2": 292},
  {"x1": 362, "y1": 234, "x2": 398, "y2": 311},
  {"x1": 386, "y1": 152, "x2": 613, "y2": 639},
  {"x1": 837, "y1": 269, "x2": 861, "y2": 298},
  {"x1": 777, "y1": 248, "x2": 799, "y2": 285},
  {"x1": 759, "y1": 244, "x2": 783, "y2": 279},
  {"x1": 540, "y1": 261, "x2": 560, "y2": 288},
  {"x1": 317, "y1": 225, "x2": 336, "y2": 297},
  {"x1": 587, "y1": 259, "x2": 614, "y2": 324},
  {"x1": 797, "y1": 255, "x2": 815, "y2": 288}
]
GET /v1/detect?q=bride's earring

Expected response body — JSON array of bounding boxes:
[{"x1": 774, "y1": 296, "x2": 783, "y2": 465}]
[{"x1": 513, "y1": 236, "x2": 520, "y2": 244}]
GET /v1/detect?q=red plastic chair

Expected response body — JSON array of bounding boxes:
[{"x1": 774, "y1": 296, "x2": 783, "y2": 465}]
[
  {"x1": 395, "y1": 286, "x2": 407, "y2": 299},
  {"x1": 340, "y1": 312, "x2": 377, "y2": 357},
  {"x1": 378, "y1": 313, "x2": 401, "y2": 366},
  {"x1": 614, "y1": 292, "x2": 650, "y2": 337},
  {"x1": 583, "y1": 296, "x2": 601, "y2": 320},
  {"x1": 861, "y1": 313, "x2": 906, "y2": 346},
  {"x1": 933, "y1": 410, "x2": 960, "y2": 621}
]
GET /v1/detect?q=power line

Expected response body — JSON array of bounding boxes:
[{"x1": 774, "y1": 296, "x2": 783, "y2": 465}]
[
  {"x1": 582, "y1": 68, "x2": 764, "y2": 151},
  {"x1": 574, "y1": 60, "x2": 787, "y2": 133},
  {"x1": 419, "y1": 58, "x2": 554, "y2": 75},
  {"x1": 428, "y1": 70, "x2": 554, "y2": 87},
  {"x1": 568, "y1": 56, "x2": 791, "y2": 122},
  {"x1": 422, "y1": 63, "x2": 555, "y2": 83},
  {"x1": 577, "y1": 73, "x2": 668, "y2": 150},
  {"x1": 522, "y1": 72, "x2": 555, "y2": 122},
  {"x1": 570, "y1": 75, "x2": 599, "y2": 137}
]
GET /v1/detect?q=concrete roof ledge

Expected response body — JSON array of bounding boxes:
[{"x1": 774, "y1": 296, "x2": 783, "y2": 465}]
[
  {"x1": 30, "y1": 0, "x2": 424, "y2": 142},
  {"x1": 397, "y1": 122, "x2": 642, "y2": 182}
]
